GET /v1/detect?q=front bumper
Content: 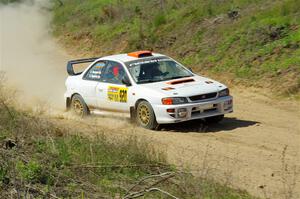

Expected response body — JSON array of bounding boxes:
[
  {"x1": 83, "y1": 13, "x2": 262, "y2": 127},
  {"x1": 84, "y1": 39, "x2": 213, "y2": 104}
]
[{"x1": 153, "y1": 96, "x2": 233, "y2": 124}]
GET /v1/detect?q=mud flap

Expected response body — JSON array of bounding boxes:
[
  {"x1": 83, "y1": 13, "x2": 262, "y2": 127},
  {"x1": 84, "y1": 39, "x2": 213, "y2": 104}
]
[
  {"x1": 130, "y1": 106, "x2": 136, "y2": 123},
  {"x1": 66, "y1": 97, "x2": 71, "y2": 110}
]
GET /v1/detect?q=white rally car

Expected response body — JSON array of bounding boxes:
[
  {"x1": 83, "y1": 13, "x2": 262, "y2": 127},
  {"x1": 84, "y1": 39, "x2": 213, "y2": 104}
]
[{"x1": 64, "y1": 51, "x2": 233, "y2": 129}]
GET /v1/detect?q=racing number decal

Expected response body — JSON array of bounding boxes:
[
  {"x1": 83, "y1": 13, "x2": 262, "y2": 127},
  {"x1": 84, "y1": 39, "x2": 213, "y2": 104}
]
[
  {"x1": 119, "y1": 89, "x2": 128, "y2": 103},
  {"x1": 107, "y1": 86, "x2": 128, "y2": 103}
]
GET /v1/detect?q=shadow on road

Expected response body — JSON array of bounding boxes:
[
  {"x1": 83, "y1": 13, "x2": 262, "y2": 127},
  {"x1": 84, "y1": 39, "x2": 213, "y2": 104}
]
[{"x1": 159, "y1": 117, "x2": 259, "y2": 133}]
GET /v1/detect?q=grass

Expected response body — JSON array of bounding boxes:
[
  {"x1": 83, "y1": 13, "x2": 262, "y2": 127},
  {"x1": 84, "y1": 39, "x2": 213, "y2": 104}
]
[
  {"x1": 0, "y1": 75, "x2": 255, "y2": 198},
  {"x1": 0, "y1": 0, "x2": 22, "y2": 4},
  {"x1": 50, "y1": 0, "x2": 300, "y2": 96}
]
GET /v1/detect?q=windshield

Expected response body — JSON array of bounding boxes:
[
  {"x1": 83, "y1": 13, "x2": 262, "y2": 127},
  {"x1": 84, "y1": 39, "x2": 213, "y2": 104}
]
[{"x1": 125, "y1": 57, "x2": 193, "y2": 84}]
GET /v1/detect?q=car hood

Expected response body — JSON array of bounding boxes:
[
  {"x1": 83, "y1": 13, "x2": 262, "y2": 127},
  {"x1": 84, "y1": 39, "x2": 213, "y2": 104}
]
[{"x1": 138, "y1": 75, "x2": 227, "y2": 97}]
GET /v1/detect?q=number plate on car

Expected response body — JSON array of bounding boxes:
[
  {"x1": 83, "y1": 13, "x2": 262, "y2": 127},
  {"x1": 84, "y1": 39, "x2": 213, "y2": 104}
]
[{"x1": 201, "y1": 104, "x2": 214, "y2": 110}]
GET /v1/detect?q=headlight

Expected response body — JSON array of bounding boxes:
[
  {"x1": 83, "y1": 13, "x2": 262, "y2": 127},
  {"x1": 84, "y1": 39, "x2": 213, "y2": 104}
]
[
  {"x1": 219, "y1": 88, "x2": 230, "y2": 97},
  {"x1": 162, "y1": 97, "x2": 188, "y2": 105}
]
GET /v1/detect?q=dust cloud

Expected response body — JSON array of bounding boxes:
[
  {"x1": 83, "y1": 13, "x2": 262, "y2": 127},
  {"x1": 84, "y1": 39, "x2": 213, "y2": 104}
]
[{"x1": 0, "y1": 0, "x2": 70, "y2": 109}]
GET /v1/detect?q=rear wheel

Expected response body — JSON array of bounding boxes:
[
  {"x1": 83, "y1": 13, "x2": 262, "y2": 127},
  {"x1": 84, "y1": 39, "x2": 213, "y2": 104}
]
[
  {"x1": 71, "y1": 94, "x2": 90, "y2": 117},
  {"x1": 205, "y1": 115, "x2": 224, "y2": 123},
  {"x1": 136, "y1": 101, "x2": 158, "y2": 130}
]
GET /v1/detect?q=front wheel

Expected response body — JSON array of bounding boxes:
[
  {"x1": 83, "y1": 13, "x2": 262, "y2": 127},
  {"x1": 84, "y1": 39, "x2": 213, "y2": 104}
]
[
  {"x1": 205, "y1": 115, "x2": 224, "y2": 123},
  {"x1": 136, "y1": 101, "x2": 158, "y2": 130},
  {"x1": 71, "y1": 94, "x2": 90, "y2": 117}
]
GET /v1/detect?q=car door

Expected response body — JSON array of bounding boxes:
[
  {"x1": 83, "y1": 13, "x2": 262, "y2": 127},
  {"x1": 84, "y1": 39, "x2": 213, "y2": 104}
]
[
  {"x1": 80, "y1": 60, "x2": 106, "y2": 108},
  {"x1": 96, "y1": 61, "x2": 131, "y2": 112}
]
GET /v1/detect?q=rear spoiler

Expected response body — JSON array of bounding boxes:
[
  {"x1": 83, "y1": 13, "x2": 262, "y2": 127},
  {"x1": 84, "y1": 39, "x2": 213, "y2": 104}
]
[{"x1": 67, "y1": 57, "x2": 100, "y2": 76}]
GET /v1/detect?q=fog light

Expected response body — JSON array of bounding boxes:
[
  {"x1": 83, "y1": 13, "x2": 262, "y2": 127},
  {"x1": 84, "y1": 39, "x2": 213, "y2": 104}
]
[
  {"x1": 178, "y1": 108, "x2": 187, "y2": 118},
  {"x1": 224, "y1": 99, "x2": 233, "y2": 106},
  {"x1": 225, "y1": 99, "x2": 232, "y2": 105},
  {"x1": 224, "y1": 99, "x2": 233, "y2": 109}
]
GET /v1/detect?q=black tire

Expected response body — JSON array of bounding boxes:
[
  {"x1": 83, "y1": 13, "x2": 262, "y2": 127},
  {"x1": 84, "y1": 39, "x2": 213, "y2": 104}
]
[
  {"x1": 205, "y1": 115, "x2": 224, "y2": 123},
  {"x1": 70, "y1": 94, "x2": 90, "y2": 117},
  {"x1": 136, "y1": 101, "x2": 158, "y2": 130}
]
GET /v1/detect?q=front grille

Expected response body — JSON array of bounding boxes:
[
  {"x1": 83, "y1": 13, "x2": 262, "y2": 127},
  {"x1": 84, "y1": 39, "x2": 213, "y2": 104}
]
[{"x1": 189, "y1": 92, "x2": 217, "y2": 102}]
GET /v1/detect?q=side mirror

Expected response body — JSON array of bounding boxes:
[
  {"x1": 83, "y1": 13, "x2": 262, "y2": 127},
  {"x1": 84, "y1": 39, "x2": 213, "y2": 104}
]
[
  {"x1": 188, "y1": 67, "x2": 194, "y2": 73},
  {"x1": 122, "y1": 76, "x2": 132, "y2": 86}
]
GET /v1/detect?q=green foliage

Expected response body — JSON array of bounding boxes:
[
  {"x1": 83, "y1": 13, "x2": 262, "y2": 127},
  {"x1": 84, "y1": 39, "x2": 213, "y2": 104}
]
[
  {"x1": 153, "y1": 14, "x2": 167, "y2": 27},
  {"x1": 0, "y1": 166, "x2": 7, "y2": 183},
  {"x1": 0, "y1": 0, "x2": 21, "y2": 4},
  {"x1": 0, "y1": 89, "x2": 169, "y2": 197},
  {"x1": 16, "y1": 161, "x2": 43, "y2": 182},
  {"x1": 52, "y1": 0, "x2": 300, "y2": 95}
]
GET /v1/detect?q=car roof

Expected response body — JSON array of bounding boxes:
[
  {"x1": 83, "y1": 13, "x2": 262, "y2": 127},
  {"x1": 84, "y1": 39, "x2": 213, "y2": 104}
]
[{"x1": 98, "y1": 52, "x2": 166, "y2": 63}]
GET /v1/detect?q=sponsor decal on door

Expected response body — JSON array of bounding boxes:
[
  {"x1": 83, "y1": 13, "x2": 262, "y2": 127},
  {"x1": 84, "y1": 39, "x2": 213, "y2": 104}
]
[{"x1": 107, "y1": 86, "x2": 128, "y2": 103}]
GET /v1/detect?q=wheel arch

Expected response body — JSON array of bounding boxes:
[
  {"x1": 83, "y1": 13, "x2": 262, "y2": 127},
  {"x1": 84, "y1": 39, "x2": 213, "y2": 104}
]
[
  {"x1": 66, "y1": 92, "x2": 82, "y2": 110},
  {"x1": 134, "y1": 98, "x2": 149, "y2": 109},
  {"x1": 68, "y1": 93, "x2": 90, "y2": 116},
  {"x1": 130, "y1": 98, "x2": 149, "y2": 120},
  {"x1": 134, "y1": 98, "x2": 158, "y2": 118},
  {"x1": 134, "y1": 98, "x2": 158, "y2": 130}
]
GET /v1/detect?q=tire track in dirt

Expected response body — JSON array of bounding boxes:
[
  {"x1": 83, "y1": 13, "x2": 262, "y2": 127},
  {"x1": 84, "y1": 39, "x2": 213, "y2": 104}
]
[{"x1": 56, "y1": 89, "x2": 299, "y2": 199}]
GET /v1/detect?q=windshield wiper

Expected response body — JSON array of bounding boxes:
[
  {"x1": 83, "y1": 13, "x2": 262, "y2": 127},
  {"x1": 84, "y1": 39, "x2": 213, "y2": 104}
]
[
  {"x1": 138, "y1": 79, "x2": 161, "y2": 84},
  {"x1": 164, "y1": 75, "x2": 192, "y2": 81},
  {"x1": 138, "y1": 75, "x2": 193, "y2": 84}
]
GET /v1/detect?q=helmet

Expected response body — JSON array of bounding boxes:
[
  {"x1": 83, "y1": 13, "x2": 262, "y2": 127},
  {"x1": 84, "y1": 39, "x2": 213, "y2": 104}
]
[{"x1": 113, "y1": 66, "x2": 119, "y2": 76}]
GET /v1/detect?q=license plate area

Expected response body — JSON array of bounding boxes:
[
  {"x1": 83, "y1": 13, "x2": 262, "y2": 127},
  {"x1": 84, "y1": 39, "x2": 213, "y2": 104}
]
[
  {"x1": 192, "y1": 104, "x2": 217, "y2": 112},
  {"x1": 191, "y1": 103, "x2": 218, "y2": 117}
]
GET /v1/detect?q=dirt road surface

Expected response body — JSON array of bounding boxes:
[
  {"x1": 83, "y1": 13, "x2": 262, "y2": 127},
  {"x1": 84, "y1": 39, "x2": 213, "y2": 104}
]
[
  {"x1": 1, "y1": 1, "x2": 299, "y2": 199},
  {"x1": 57, "y1": 88, "x2": 299, "y2": 199}
]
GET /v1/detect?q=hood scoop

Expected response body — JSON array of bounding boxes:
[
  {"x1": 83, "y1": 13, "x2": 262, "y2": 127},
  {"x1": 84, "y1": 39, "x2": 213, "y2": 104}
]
[
  {"x1": 167, "y1": 78, "x2": 195, "y2": 85},
  {"x1": 162, "y1": 87, "x2": 175, "y2": 91}
]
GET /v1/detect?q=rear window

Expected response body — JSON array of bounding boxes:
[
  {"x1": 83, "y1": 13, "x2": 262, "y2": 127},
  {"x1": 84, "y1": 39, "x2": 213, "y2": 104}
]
[{"x1": 84, "y1": 61, "x2": 106, "y2": 81}]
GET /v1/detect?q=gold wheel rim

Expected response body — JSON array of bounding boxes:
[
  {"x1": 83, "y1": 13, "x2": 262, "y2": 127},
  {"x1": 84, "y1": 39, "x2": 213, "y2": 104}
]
[
  {"x1": 72, "y1": 99, "x2": 84, "y2": 116},
  {"x1": 138, "y1": 104, "x2": 150, "y2": 125}
]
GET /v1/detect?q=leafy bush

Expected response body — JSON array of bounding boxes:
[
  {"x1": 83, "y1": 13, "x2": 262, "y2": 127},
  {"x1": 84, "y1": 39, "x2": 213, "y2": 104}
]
[{"x1": 153, "y1": 14, "x2": 167, "y2": 27}]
